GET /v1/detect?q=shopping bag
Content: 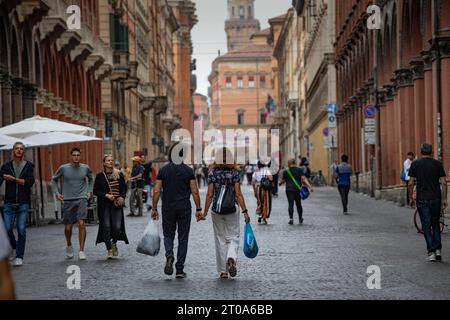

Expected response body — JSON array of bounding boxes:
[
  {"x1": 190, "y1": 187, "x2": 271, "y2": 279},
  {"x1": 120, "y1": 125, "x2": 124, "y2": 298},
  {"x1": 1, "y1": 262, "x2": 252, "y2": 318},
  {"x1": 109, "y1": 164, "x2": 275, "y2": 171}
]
[
  {"x1": 300, "y1": 186, "x2": 310, "y2": 200},
  {"x1": 243, "y1": 223, "x2": 258, "y2": 259},
  {"x1": 136, "y1": 219, "x2": 160, "y2": 256}
]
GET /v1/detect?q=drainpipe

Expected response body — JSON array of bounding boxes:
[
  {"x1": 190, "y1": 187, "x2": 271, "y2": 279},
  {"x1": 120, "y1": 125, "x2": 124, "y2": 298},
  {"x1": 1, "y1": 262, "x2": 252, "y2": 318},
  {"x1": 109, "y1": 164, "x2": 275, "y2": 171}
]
[{"x1": 433, "y1": 0, "x2": 443, "y2": 161}]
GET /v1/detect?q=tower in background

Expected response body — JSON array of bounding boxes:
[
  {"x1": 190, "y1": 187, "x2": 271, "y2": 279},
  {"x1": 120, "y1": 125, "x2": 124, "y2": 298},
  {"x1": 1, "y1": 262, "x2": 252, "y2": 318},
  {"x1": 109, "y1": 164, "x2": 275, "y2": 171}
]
[{"x1": 225, "y1": 0, "x2": 260, "y2": 52}]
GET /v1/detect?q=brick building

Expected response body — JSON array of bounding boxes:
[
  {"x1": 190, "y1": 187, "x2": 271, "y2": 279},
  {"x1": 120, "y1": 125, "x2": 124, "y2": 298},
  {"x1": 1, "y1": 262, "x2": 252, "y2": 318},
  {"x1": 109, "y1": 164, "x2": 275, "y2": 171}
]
[{"x1": 335, "y1": 0, "x2": 450, "y2": 203}]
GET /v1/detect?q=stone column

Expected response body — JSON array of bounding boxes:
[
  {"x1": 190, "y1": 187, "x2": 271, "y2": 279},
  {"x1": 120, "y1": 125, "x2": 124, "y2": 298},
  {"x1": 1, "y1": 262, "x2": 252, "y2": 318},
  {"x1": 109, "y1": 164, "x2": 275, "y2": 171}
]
[
  {"x1": 410, "y1": 59, "x2": 426, "y2": 154},
  {"x1": 436, "y1": 37, "x2": 450, "y2": 169},
  {"x1": 0, "y1": 71, "x2": 12, "y2": 126}
]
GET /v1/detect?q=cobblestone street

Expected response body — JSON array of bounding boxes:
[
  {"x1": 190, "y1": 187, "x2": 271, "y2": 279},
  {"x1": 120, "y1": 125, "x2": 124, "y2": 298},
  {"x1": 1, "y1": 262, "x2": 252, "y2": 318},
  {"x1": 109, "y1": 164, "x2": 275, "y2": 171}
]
[{"x1": 10, "y1": 185, "x2": 450, "y2": 300}]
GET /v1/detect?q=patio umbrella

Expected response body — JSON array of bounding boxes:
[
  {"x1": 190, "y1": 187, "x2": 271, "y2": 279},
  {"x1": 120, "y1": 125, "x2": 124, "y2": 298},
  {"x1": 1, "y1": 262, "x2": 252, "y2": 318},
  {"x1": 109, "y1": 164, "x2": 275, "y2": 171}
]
[
  {"x1": 0, "y1": 132, "x2": 101, "y2": 150},
  {"x1": 0, "y1": 115, "x2": 96, "y2": 138},
  {"x1": 0, "y1": 134, "x2": 33, "y2": 147}
]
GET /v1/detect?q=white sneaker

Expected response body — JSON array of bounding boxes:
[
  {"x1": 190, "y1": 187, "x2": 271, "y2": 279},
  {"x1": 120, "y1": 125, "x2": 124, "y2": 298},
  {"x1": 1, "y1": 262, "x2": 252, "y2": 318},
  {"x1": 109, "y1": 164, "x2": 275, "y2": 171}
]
[
  {"x1": 106, "y1": 250, "x2": 114, "y2": 260},
  {"x1": 78, "y1": 251, "x2": 86, "y2": 261},
  {"x1": 436, "y1": 250, "x2": 442, "y2": 261},
  {"x1": 13, "y1": 258, "x2": 23, "y2": 267},
  {"x1": 427, "y1": 252, "x2": 437, "y2": 262},
  {"x1": 9, "y1": 250, "x2": 16, "y2": 261},
  {"x1": 66, "y1": 246, "x2": 74, "y2": 259}
]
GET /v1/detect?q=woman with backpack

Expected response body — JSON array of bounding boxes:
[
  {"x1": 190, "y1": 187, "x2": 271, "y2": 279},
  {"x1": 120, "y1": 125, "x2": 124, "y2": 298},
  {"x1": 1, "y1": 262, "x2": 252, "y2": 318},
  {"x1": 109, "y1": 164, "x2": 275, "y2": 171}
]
[
  {"x1": 252, "y1": 161, "x2": 273, "y2": 224},
  {"x1": 198, "y1": 148, "x2": 250, "y2": 279}
]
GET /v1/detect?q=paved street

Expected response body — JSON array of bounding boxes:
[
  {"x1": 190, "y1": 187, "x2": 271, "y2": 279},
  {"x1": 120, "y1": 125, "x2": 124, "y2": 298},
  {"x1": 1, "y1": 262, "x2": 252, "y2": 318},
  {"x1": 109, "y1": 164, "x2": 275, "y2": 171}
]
[{"x1": 9, "y1": 185, "x2": 450, "y2": 300}]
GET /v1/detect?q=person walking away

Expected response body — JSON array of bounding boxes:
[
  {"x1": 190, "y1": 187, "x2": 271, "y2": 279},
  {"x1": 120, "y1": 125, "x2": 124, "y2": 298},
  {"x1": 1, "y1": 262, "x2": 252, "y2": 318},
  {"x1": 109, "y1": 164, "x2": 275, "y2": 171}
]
[
  {"x1": 335, "y1": 155, "x2": 353, "y2": 214},
  {"x1": 0, "y1": 216, "x2": 15, "y2": 299},
  {"x1": 143, "y1": 161, "x2": 154, "y2": 211},
  {"x1": 300, "y1": 157, "x2": 312, "y2": 179},
  {"x1": 0, "y1": 142, "x2": 35, "y2": 267},
  {"x1": 52, "y1": 147, "x2": 94, "y2": 261},
  {"x1": 245, "y1": 162, "x2": 254, "y2": 185},
  {"x1": 195, "y1": 165, "x2": 204, "y2": 188},
  {"x1": 408, "y1": 143, "x2": 448, "y2": 262},
  {"x1": 93, "y1": 155, "x2": 129, "y2": 259},
  {"x1": 151, "y1": 143, "x2": 202, "y2": 278},
  {"x1": 252, "y1": 161, "x2": 273, "y2": 224},
  {"x1": 402, "y1": 152, "x2": 415, "y2": 207},
  {"x1": 199, "y1": 147, "x2": 250, "y2": 279},
  {"x1": 280, "y1": 158, "x2": 313, "y2": 225},
  {"x1": 129, "y1": 156, "x2": 145, "y2": 216}
]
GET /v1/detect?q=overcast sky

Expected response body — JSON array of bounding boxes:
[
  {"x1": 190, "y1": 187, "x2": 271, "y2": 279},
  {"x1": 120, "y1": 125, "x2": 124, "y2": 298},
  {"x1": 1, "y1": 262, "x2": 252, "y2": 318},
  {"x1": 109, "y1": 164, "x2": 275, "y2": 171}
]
[{"x1": 191, "y1": 0, "x2": 292, "y2": 98}]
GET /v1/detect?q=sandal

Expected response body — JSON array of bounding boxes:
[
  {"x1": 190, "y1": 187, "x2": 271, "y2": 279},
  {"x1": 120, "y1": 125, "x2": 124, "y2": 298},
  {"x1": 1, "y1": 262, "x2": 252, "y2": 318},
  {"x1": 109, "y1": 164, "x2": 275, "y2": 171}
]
[
  {"x1": 228, "y1": 258, "x2": 237, "y2": 278},
  {"x1": 219, "y1": 272, "x2": 229, "y2": 279}
]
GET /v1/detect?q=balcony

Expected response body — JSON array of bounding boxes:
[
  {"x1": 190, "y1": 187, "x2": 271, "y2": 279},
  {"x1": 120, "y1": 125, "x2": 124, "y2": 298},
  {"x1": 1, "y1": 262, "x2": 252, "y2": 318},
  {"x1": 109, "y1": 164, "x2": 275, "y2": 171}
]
[{"x1": 124, "y1": 61, "x2": 139, "y2": 90}]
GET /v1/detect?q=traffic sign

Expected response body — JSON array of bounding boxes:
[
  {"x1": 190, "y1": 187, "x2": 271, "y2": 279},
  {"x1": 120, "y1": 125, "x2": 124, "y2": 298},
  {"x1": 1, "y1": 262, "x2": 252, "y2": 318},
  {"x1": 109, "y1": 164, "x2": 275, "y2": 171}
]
[
  {"x1": 364, "y1": 105, "x2": 376, "y2": 119},
  {"x1": 328, "y1": 113, "x2": 337, "y2": 128},
  {"x1": 323, "y1": 127, "x2": 329, "y2": 137}
]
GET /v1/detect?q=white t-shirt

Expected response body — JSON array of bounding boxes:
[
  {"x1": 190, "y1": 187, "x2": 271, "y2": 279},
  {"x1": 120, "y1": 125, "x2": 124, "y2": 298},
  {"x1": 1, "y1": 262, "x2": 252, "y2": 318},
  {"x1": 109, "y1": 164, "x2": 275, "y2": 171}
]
[
  {"x1": 403, "y1": 159, "x2": 412, "y2": 181},
  {"x1": 0, "y1": 217, "x2": 11, "y2": 260},
  {"x1": 252, "y1": 168, "x2": 272, "y2": 185}
]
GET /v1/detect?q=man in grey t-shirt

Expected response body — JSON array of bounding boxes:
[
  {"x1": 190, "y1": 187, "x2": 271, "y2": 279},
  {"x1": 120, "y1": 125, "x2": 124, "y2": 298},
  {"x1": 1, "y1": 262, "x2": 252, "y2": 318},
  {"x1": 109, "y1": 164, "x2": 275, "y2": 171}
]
[
  {"x1": 52, "y1": 147, "x2": 93, "y2": 261},
  {"x1": 0, "y1": 217, "x2": 15, "y2": 299}
]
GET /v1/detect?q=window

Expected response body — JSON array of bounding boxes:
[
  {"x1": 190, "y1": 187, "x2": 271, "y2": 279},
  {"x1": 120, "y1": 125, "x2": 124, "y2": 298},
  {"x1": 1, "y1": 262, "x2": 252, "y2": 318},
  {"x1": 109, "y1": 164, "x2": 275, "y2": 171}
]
[
  {"x1": 239, "y1": 6, "x2": 244, "y2": 19},
  {"x1": 248, "y1": 6, "x2": 252, "y2": 18},
  {"x1": 248, "y1": 76, "x2": 255, "y2": 88},
  {"x1": 237, "y1": 113, "x2": 244, "y2": 125},
  {"x1": 232, "y1": 6, "x2": 235, "y2": 17},
  {"x1": 260, "y1": 113, "x2": 267, "y2": 124},
  {"x1": 237, "y1": 76, "x2": 243, "y2": 88},
  {"x1": 260, "y1": 76, "x2": 266, "y2": 88},
  {"x1": 225, "y1": 76, "x2": 232, "y2": 88}
]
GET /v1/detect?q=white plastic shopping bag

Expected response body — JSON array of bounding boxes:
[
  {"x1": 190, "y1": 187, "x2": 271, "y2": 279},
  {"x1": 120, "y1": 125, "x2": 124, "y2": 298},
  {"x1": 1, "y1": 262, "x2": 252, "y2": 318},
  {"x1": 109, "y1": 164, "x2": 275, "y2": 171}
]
[{"x1": 136, "y1": 219, "x2": 160, "y2": 256}]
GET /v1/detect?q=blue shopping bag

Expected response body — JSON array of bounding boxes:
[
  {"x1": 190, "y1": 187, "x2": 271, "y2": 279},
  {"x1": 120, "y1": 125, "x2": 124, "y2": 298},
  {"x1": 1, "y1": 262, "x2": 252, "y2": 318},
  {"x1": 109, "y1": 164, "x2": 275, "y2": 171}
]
[
  {"x1": 243, "y1": 223, "x2": 258, "y2": 259},
  {"x1": 300, "y1": 186, "x2": 310, "y2": 200}
]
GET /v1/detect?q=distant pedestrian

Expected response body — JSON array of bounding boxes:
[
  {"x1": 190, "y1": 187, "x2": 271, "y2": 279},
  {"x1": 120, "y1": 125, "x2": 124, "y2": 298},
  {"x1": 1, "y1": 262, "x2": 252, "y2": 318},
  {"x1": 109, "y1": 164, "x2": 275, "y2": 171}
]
[
  {"x1": 402, "y1": 152, "x2": 415, "y2": 206},
  {"x1": 252, "y1": 161, "x2": 273, "y2": 224},
  {"x1": 151, "y1": 142, "x2": 202, "y2": 278},
  {"x1": 129, "y1": 156, "x2": 145, "y2": 216},
  {"x1": 0, "y1": 142, "x2": 35, "y2": 267},
  {"x1": 280, "y1": 159, "x2": 313, "y2": 225},
  {"x1": 143, "y1": 161, "x2": 154, "y2": 211},
  {"x1": 199, "y1": 147, "x2": 250, "y2": 279},
  {"x1": 93, "y1": 155, "x2": 129, "y2": 260},
  {"x1": 0, "y1": 216, "x2": 15, "y2": 299},
  {"x1": 330, "y1": 159, "x2": 339, "y2": 187},
  {"x1": 52, "y1": 147, "x2": 94, "y2": 261},
  {"x1": 408, "y1": 143, "x2": 448, "y2": 262},
  {"x1": 300, "y1": 157, "x2": 311, "y2": 179},
  {"x1": 335, "y1": 154, "x2": 353, "y2": 214},
  {"x1": 195, "y1": 165, "x2": 204, "y2": 188},
  {"x1": 245, "y1": 161, "x2": 255, "y2": 185}
]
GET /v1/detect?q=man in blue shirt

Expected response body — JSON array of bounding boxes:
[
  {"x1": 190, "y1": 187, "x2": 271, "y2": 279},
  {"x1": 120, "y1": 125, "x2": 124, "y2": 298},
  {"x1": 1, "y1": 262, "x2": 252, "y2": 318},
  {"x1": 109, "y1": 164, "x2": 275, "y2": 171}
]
[{"x1": 335, "y1": 154, "x2": 353, "y2": 214}]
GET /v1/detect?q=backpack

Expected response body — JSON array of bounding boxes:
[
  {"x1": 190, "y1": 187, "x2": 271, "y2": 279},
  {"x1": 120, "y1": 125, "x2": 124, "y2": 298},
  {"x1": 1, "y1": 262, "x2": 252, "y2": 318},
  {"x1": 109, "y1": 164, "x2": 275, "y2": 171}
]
[{"x1": 212, "y1": 183, "x2": 237, "y2": 214}]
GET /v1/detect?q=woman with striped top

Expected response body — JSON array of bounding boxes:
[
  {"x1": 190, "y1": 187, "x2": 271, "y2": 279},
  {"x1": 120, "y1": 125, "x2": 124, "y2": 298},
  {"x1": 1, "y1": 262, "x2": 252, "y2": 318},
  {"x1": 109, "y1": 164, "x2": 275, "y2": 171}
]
[{"x1": 94, "y1": 155, "x2": 129, "y2": 259}]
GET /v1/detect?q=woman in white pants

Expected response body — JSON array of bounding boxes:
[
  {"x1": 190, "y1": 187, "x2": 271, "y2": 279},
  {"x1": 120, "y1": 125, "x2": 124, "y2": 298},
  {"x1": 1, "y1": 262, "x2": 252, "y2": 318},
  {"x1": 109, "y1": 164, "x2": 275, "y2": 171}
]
[{"x1": 199, "y1": 148, "x2": 250, "y2": 279}]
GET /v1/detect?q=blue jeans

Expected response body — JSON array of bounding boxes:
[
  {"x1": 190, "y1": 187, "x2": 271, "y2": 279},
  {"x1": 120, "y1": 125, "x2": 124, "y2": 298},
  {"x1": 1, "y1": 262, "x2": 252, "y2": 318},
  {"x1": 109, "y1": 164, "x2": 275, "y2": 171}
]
[
  {"x1": 3, "y1": 203, "x2": 29, "y2": 259},
  {"x1": 417, "y1": 199, "x2": 442, "y2": 253}
]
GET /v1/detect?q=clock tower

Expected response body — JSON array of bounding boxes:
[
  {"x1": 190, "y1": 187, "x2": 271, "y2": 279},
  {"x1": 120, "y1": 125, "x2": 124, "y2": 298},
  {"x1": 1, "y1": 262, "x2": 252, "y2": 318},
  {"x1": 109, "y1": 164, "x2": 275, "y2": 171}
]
[{"x1": 225, "y1": 0, "x2": 260, "y2": 52}]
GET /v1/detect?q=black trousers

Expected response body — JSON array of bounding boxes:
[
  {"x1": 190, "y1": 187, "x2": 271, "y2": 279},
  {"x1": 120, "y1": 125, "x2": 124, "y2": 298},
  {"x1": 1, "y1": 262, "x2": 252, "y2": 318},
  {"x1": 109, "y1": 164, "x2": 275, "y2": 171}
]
[
  {"x1": 338, "y1": 185, "x2": 350, "y2": 212},
  {"x1": 162, "y1": 207, "x2": 192, "y2": 272},
  {"x1": 286, "y1": 191, "x2": 303, "y2": 220},
  {"x1": 102, "y1": 204, "x2": 123, "y2": 250},
  {"x1": 272, "y1": 174, "x2": 279, "y2": 195}
]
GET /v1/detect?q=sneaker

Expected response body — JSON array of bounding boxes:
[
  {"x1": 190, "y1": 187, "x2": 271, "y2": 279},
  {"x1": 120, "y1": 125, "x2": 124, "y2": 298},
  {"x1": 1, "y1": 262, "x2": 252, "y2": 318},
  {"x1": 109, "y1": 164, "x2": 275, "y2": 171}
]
[
  {"x1": 13, "y1": 258, "x2": 23, "y2": 267},
  {"x1": 300, "y1": 218, "x2": 304, "y2": 224},
  {"x1": 66, "y1": 246, "x2": 74, "y2": 260},
  {"x1": 107, "y1": 250, "x2": 114, "y2": 260},
  {"x1": 288, "y1": 219, "x2": 294, "y2": 225},
  {"x1": 263, "y1": 219, "x2": 268, "y2": 225},
  {"x1": 112, "y1": 243, "x2": 119, "y2": 257},
  {"x1": 164, "y1": 256, "x2": 175, "y2": 275},
  {"x1": 427, "y1": 252, "x2": 437, "y2": 262},
  {"x1": 9, "y1": 250, "x2": 16, "y2": 261},
  {"x1": 258, "y1": 217, "x2": 262, "y2": 224},
  {"x1": 436, "y1": 250, "x2": 442, "y2": 261},
  {"x1": 228, "y1": 258, "x2": 237, "y2": 278},
  {"x1": 78, "y1": 251, "x2": 86, "y2": 261},
  {"x1": 175, "y1": 272, "x2": 187, "y2": 279}
]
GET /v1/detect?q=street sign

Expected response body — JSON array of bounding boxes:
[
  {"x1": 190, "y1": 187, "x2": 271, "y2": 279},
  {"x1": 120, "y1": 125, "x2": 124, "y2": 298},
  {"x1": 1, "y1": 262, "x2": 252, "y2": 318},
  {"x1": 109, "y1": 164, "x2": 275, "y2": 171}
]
[
  {"x1": 364, "y1": 105, "x2": 376, "y2": 119},
  {"x1": 328, "y1": 113, "x2": 337, "y2": 128},
  {"x1": 364, "y1": 104, "x2": 376, "y2": 145},
  {"x1": 323, "y1": 127, "x2": 329, "y2": 137},
  {"x1": 327, "y1": 103, "x2": 337, "y2": 114}
]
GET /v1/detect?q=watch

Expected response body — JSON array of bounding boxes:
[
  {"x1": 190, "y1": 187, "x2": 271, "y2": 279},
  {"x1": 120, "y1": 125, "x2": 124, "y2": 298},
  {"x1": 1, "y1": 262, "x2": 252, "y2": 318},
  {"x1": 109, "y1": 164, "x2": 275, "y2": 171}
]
[
  {"x1": 242, "y1": 209, "x2": 248, "y2": 214},
  {"x1": 196, "y1": 208, "x2": 203, "y2": 212}
]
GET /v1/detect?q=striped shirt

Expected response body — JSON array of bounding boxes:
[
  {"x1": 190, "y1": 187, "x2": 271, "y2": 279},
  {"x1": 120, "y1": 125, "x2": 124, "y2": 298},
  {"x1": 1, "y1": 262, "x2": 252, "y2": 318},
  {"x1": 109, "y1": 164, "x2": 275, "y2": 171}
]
[{"x1": 105, "y1": 172, "x2": 121, "y2": 197}]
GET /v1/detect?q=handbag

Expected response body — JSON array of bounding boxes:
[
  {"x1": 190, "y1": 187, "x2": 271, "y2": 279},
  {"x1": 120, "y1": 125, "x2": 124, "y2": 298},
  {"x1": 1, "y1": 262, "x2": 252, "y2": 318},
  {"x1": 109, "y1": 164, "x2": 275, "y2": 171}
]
[
  {"x1": 286, "y1": 168, "x2": 310, "y2": 200},
  {"x1": 103, "y1": 172, "x2": 125, "y2": 208}
]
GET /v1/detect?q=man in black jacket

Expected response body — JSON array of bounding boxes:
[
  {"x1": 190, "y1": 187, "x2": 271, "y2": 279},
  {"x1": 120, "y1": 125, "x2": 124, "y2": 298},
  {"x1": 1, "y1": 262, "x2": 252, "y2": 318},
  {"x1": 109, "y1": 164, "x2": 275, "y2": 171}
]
[{"x1": 0, "y1": 142, "x2": 35, "y2": 267}]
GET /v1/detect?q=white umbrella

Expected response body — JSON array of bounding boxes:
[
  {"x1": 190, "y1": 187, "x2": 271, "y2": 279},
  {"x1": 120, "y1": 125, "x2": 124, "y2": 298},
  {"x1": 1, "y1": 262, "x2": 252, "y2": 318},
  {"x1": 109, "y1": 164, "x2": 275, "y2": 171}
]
[
  {"x1": 0, "y1": 134, "x2": 34, "y2": 147},
  {"x1": 0, "y1": 115, "x2": 96, "y2": 138},
  {"x1": 0, "y1": 132, "x2": 101, "y2": 150}
]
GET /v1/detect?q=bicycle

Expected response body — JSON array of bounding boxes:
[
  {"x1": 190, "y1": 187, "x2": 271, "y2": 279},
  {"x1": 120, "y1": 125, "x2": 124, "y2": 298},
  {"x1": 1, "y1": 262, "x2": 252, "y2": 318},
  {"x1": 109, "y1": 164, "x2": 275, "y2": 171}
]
[
  {"x1": 310, "y1": 171, "x2": 327, "y2": 187},
  {"x1": 414, "y1": 208, "x2": 447, "y2": 234}
]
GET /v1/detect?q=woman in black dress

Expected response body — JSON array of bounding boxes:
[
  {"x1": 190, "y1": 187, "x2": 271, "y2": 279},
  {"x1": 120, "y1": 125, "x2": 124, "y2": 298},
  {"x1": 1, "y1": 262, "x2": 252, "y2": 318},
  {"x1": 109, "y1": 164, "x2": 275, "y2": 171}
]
[{"x1": 94, "y1": 155, "x2": 129, "y2": 259}]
